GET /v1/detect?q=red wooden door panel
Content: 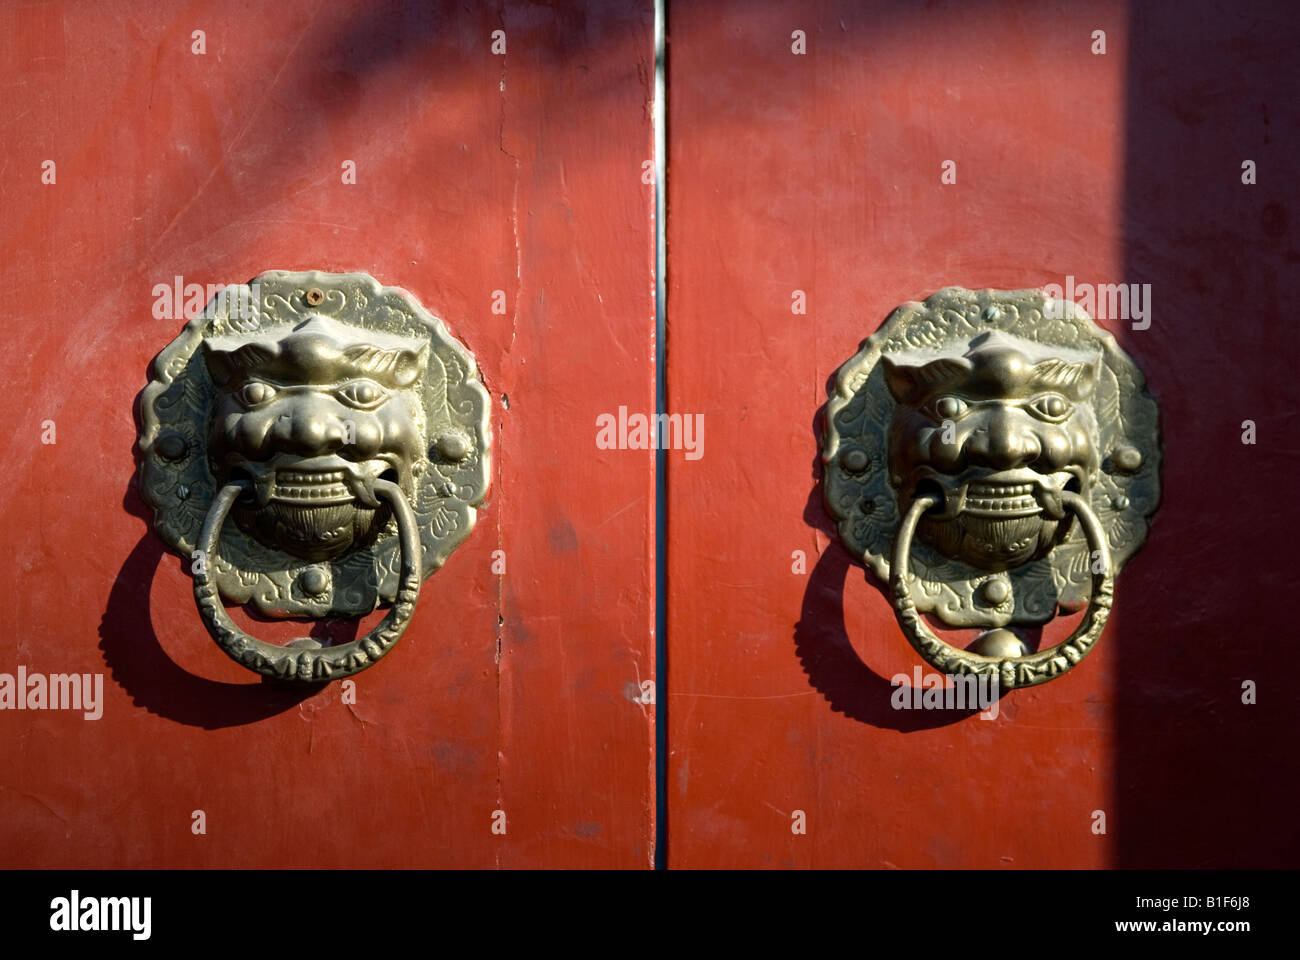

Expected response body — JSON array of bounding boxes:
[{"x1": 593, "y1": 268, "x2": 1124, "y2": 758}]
[
  {"x1": 0, "y1": 0, "x2": 656, "y2": 868},
  {"x1": 665, "y1": 0, "x2": 1299, "y2": 868}
]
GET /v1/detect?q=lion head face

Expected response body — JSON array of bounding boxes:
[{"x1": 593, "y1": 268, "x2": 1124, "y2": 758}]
[
  {"x1": 202, "y1": 316, "x2": 428, "y2": 562},
  {"x1": 883, "y1": 330, "x2": 1102, "y2": 571}
]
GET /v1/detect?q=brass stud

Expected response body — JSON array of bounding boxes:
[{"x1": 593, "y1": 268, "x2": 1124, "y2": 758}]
[
  {"x1": 155, "y1": 431, "x2": 188, "y2": 461},
  {"x1": 840, "y1": 447, "x2": 869, "y2": 472},
  {"x1": 1111, "y1": 443, "x2": 1142, "y2": 474},
  {"x1": 435, "y1": 431, "x2": 472, "y2": 461},
  {"x1": 980, "y1": 579, "x2": 1010, "y2": 605},
  {"x1": 299, "y1": 567, "x2": 328, "y2": 596},
  {"x1": 969, "y1": 628, "x2": 1027, "y2": 658}
]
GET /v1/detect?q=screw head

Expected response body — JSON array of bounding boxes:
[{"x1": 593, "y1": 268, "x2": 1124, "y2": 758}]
[
  {"x1": 982, "y1": 305, "x2": 1001, "y2": 322},
  {"x1": 305, "y1": 287, "x2": 325, "y2": 307}
]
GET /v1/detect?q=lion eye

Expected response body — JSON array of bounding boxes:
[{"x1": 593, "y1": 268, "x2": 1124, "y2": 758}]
[
  {"x1": 1026, "y1": 394, "x2": 1072, "y2": 422},
  {"x1": 334, "y1": 379, "x2": 388, "y2": 410},
  {"x1": 931, "y1": 395, "x2": 969, "y2": 421},
  {"x1": 237, "y1": 381, "x2": 278, "y2": 407}
]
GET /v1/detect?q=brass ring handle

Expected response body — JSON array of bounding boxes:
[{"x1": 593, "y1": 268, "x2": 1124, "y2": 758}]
[
  {"x1": 890, "y1": 490, "x2": 1114, "y2": 690},
  {"x1": 192, "y1": 479, "x2": 423, "y2": 682}
]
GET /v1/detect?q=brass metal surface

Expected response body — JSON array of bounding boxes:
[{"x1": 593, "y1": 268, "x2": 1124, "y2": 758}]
[
  {"x1": 823, "y1": 287, "x2": 1160, "y2": 686},
  {"x1": 139, "y1": 270, "x2": 490, "y2": 679},
  {"x1": 892, "y1": 490, "x2": 1113, "y2": 689}
]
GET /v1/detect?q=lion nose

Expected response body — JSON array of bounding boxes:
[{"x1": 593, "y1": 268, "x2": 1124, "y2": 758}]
[
  {"x1": 970, "y1": 408, "x2": 1042, "y2": 469},
  {"x1": 269, "y1": 399, "x2": 347, "y2": 456}
]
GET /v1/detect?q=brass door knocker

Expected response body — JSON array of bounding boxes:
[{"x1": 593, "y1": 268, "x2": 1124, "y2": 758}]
[
  {"x1": 822, "y1": 288, "x2": 1160, "y2": 689},
  {"x1": 138, "y1": 271, "x2": 490, "y2": 681}
]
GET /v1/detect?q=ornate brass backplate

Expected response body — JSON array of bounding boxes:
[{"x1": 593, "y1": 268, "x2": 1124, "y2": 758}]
[
  {"x1": 823, "y1": 287, "x2": 1160, "y2": 688},
  {"x1": 138, "y1": 271, "x2": 490, "y2": 681}
]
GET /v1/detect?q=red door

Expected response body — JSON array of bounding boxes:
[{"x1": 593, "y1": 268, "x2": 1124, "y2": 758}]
[
  {"x1": 0, "y1": 0, "x2": 656, "y2": 869},
  {"x1": 665, "y1": 0, "x2": 1299, "y2": 868}
]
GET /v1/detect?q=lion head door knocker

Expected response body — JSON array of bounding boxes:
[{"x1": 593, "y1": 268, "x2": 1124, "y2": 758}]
[
  {"x1": 823, "y1": 288, "x2": 1160, "y2": 689},
  {"x1": 138, "y1": 272, "x2": 490, "y2": 681}
]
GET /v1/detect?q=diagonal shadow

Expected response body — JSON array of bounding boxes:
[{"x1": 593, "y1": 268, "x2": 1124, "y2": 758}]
[
  {"x1": 99, "y1": 532, "x2": 322, "y2": 729},
  {"x1": 100, "y1": 385, "x2": 321, "y2": 729},
  {"x1": 796, "y1": 414, "x2": 988, "y2": 729}
]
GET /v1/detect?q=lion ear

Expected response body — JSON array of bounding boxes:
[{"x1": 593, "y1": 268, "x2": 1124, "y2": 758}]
[
  {"x1": 881, "y1": 354, "x2": 971, "y2": 405},
  {"x1": 204, "y1": 351, "x2": 233, "y2": 386},
  {"x1": 342, "y1": 342, "x2": 429, "y2": 387},
  {"x1": 202, "y1": 342, "x2": 276, "y2": 386},
  {"x1": 1030, "y1": 355, "x2": 1101, "y2": 400},
  {"x1": 392, "y1": 343, "x2": 429, "y2": 387}
]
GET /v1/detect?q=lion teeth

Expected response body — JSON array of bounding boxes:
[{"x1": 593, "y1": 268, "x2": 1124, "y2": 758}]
[
  {"x1": 269, "y1": 468, "x2": 355, "y2": 503},
  {"x1": 277, "y1": 470, "x2": 346, "y2": 484},
  {"x1": 964, "y1": 495, "x2": 1037, "y2": 512},
  {"x1": 967, "y1": 482, "x2": 1034, "y2": 497}
]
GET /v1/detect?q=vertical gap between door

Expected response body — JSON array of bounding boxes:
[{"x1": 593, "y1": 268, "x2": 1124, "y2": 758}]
[{"x1": 653, "y1": 0, "x2": 668, "y2": 871}]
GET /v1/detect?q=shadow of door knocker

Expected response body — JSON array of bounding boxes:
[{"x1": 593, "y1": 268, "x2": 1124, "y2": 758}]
[
  {"x1": 822, "y1": 288, "x2": 1160, "y2": 689},
  {"x1": 138, "y1": 271, "x2": 491, "y2": 681}
]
